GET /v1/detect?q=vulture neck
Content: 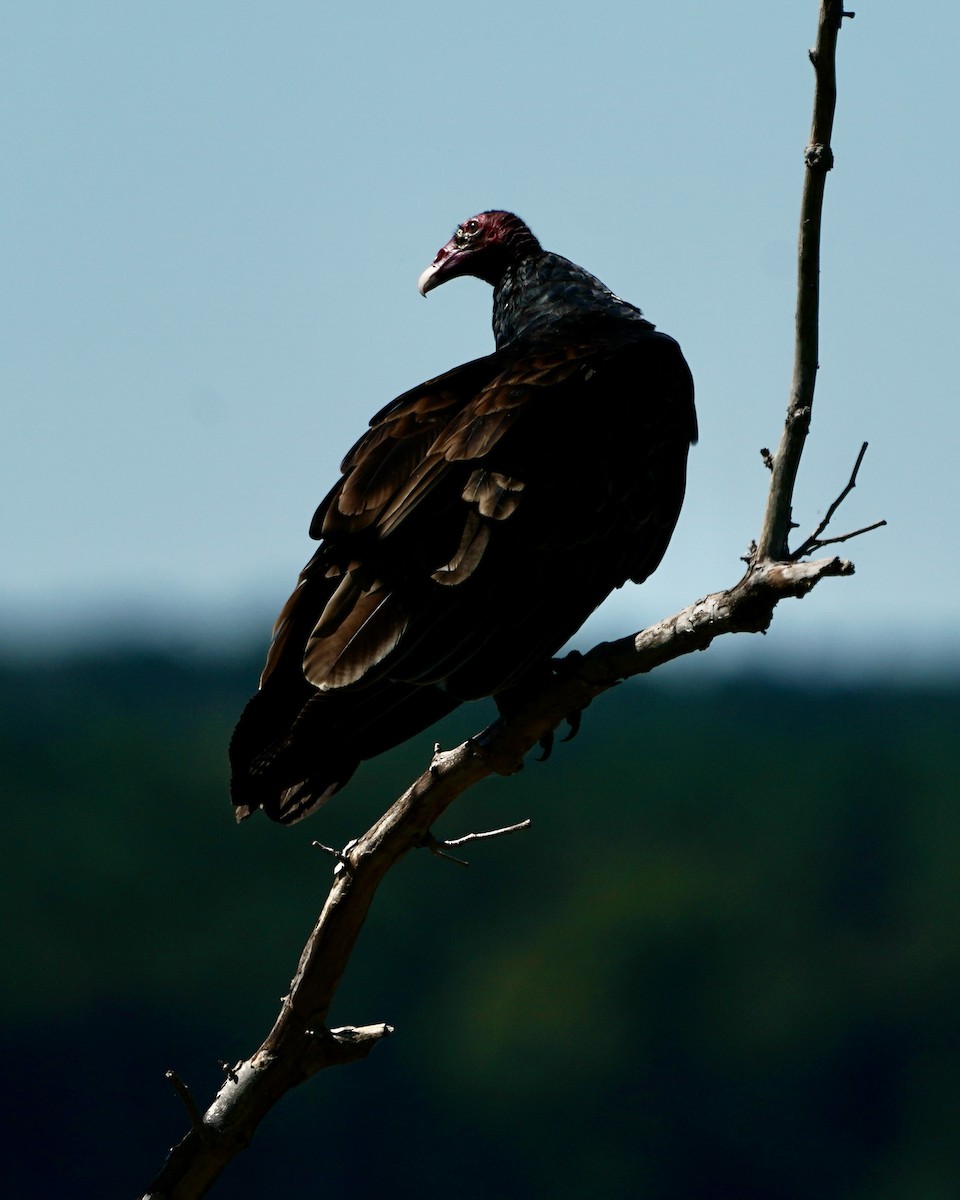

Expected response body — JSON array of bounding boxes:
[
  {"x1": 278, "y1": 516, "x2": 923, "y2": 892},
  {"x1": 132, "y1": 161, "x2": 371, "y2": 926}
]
[{"x1": 491, "y1": 250, "x2": 653, "y2": 351}]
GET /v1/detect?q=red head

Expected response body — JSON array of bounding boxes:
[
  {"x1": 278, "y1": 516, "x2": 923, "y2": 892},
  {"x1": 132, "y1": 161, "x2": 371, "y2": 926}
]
[{"x1": 417, "y1": 211, "x2": 542, "y2": 296}]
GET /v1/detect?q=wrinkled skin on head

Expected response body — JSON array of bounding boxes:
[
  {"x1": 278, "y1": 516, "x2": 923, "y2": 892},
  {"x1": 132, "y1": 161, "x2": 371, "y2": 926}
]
[{"x1": 418, "y1": 211, "x2": 542, "y2": 295}]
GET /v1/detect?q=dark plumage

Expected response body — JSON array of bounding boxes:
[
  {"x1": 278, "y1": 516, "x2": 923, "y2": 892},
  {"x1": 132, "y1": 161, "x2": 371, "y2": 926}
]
[{"x1": 230, "y1": 211, "x2": 696, "y2": 824}]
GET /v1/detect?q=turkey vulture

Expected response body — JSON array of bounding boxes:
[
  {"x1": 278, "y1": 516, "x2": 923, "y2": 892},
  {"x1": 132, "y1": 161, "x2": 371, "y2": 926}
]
[{"x1": 230, "y1": 211, "x2": 696, "y2": 824}]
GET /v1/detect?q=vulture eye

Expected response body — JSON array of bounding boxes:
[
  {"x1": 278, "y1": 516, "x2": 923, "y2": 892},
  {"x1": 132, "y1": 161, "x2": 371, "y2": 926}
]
[{"x1": 455, "y1": 219, "x2": 480, "y2": 245}]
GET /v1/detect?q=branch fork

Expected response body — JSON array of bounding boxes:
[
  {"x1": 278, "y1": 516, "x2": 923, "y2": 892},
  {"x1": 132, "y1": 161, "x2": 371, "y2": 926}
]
[{"x1": 791, "y1": 441, "x2": 886, "y2": 559}]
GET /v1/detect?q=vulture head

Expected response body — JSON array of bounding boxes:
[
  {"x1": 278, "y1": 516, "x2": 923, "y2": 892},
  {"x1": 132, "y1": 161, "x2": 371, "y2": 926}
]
[{"x1": 418, "y1": 210, "x2": 543, "y2": 295}]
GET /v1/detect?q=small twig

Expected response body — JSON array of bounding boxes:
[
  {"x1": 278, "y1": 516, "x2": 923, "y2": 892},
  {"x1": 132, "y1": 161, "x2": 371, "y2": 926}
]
[
  {"x1": 791, "y1": 440, "x2": 881, "y2": 558},
  {"x1": 810, "y1": 438, "x2": 867, "y2": 536},
  {"x1": 312, "y1": 841, "x2": 349, "y2": 863},
  {"x1": 218, "y1": 1060, "x2": 239, "y2": 1085},
  {"x1": 329, "y1": 1023, "x2": 394, "y2": 1043},
  {"x1": 311, "y1": 838, "x2": 358, "y2": 876},
  {"x1": 422, "y1": 838, "x2": 471, "y2": 866},
  {"x1": 421, "y1": 819, "x2": 532, "y2": 866},
  {"x1": 796, "y1": 518, "x2": 887, "y2": 554},
  {"x1": 164, "y1": 1071, "x2": 213, "y2": 1145},
  {"x1": 441, "y1": 820, "x2": 532, "y2": 848}
]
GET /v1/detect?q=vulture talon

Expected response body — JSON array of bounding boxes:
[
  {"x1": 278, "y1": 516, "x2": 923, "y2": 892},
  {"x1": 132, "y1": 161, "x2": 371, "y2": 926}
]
[
  {"x1": 536, "y1": 729, "x2": 555, "y2": 762},
  {"x1": 561, "y1": 709, "x2": 583, "y2": 743}
]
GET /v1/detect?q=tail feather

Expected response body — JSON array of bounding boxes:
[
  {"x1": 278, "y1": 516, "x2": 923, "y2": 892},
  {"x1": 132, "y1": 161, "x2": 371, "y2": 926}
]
[{"x1": 229, "y1": 677, "x2": 460, "y2": 825}]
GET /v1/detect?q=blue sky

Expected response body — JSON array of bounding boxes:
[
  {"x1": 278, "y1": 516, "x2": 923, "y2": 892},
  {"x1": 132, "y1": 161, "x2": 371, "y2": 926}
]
[{"x1": 2, "y1": 2, "x2": 957, "y2": 676}]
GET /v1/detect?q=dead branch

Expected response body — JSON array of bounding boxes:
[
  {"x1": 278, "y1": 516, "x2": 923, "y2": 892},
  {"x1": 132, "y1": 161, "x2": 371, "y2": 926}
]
[
  {"x1": 141, "y1": 558, "x2": 854, "y2": 1198},
  {"x1": 140, "y1": 5, "x2": 865, "y2": 1196},
  {"x1": 756, "y1": 0, "x2": 850, "y2": 562}
]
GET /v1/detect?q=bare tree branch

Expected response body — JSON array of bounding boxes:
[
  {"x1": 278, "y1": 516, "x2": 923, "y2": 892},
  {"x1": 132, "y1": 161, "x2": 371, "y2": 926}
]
[
  {"x1": 141, "y1": 5, "x2": 865, "y2": 1196},
  {"x1": 756, "y1": 0, "x2": 851, "y2": 562},
  {"x1": 141, "y1": 558, "x2": 854, "y2": 1198}
]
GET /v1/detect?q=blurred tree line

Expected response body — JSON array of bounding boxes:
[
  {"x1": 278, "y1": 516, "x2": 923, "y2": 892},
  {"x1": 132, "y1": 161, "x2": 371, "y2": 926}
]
[{"x1": 2, "y1": 646, "x2": 958, "y2": 1199}]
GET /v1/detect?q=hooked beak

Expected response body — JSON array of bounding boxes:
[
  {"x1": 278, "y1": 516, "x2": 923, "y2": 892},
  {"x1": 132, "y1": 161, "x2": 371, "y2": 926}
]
[
  {"x1": 417, "y1": 236, "x2": 462, "y2": 297},
  {"x1": 417, "y1": 260, "x2": 441, "y2": 297}
]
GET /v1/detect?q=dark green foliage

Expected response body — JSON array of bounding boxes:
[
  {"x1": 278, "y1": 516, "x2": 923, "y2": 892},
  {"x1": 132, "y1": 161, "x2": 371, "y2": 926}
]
[{"x1": 3, "y1": 650, "x2": 959, "y2": 1198}]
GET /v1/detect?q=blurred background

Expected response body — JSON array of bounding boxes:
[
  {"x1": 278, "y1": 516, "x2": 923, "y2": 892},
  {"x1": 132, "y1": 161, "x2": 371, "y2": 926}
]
[{"x1": 2, "y1": 2, "x2": 958, "y2": 1197}]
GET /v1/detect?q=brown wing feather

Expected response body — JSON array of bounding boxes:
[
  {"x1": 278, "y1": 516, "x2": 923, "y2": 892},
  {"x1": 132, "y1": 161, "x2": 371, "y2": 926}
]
[
  {"x1": 317, "y1": 339, "x2": 621, "y2": 543},
  {"x1": 304, "y1": 588, "x2": 408, "y2": 689},
  {"x1": 232, "y1": 324, "x2": 696, "y2": 821}
]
